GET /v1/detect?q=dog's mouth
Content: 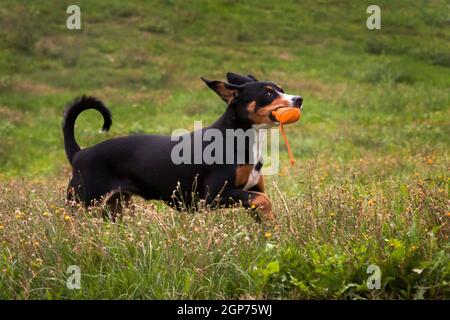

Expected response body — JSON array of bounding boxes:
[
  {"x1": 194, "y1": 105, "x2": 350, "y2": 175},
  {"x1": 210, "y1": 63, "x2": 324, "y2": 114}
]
[{"x1": 269, "y1": 112, "x2": 278, "y2": 123}]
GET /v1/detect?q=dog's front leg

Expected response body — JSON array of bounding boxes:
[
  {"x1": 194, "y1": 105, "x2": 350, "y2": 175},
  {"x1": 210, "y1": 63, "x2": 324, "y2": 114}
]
[{"x1": 219, "y1": 189, "x2": 276, "y2": 222}]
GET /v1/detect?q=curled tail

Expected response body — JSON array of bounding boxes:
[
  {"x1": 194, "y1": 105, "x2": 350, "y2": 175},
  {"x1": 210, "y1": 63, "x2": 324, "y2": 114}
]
[{"x1": 62, "y1": 95, "x2": 112, "y2": 165}]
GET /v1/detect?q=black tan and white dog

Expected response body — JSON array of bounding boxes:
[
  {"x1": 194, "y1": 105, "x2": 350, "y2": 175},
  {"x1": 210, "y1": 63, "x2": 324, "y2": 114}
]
[{"x1": 63, "y1": 72, "x2": 303, "y2": 221}]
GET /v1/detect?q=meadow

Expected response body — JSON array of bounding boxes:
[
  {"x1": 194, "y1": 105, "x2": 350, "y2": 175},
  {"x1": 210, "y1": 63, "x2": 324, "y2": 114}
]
[{"x1": 0, "y1": 0, "x2": 448, "y2": 299}]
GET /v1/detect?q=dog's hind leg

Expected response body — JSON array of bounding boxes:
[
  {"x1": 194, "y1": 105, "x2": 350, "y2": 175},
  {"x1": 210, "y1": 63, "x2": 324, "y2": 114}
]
[
  {"x1": 66, "y1": 172, "x2": 85, "y2": 207},
  {"x1": 102, "y1": 190, "x2": 133, "y2": 221}
]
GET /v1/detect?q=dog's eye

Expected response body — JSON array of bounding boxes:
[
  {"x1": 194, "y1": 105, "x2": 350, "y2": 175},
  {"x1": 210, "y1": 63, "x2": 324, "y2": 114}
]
[{"x1": 265, "y1": 91, "x2": 273, "y2": 97}]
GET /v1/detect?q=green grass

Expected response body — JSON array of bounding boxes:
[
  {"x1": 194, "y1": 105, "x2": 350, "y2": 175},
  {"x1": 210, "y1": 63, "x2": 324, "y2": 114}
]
[{"x1": 0, "y1": 0, "x2": 449, "y2": 299}]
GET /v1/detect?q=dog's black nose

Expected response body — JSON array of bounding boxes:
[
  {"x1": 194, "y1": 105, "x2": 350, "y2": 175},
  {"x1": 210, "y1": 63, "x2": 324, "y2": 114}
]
[{"x1": 293, "y1": 96, "x2": 303, "y2": 107}]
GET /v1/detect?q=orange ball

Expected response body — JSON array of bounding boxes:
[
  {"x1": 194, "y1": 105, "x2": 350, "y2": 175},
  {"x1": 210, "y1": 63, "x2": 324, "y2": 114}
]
[{"x1": 271, "y1": 107, "x2": 301, "y2": 124}]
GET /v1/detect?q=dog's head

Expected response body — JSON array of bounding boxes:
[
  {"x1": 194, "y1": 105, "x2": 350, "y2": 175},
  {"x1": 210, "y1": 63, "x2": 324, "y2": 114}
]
[{"x1": 202, "y1": 72, "x2": 303, "y2": 127}]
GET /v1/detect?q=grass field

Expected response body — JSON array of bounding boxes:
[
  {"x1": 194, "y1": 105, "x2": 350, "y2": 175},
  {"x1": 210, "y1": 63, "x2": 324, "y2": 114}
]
[{"x1": 0, "y1": 0, "x2": 449, "y2": 299}]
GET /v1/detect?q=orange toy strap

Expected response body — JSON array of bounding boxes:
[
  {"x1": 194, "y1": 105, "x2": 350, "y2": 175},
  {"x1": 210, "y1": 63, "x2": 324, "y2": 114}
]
[{"x1": 279, "y1": 124, "x2": 295, "y2": 166}]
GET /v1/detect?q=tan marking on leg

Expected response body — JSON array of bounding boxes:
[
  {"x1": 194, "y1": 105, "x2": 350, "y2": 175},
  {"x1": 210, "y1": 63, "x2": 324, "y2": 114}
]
[{"x1": 249, "y1": 191, "x2": 276, "y2": 221}]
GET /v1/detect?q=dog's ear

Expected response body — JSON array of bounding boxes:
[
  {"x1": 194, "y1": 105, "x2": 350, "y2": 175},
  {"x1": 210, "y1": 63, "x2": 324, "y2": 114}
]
[
  {"x1": 201, "y1": 77, "x2": 241, "y2": 103},
  {"x1": 226, "y1": 72, "x2": 258, "y2": 85}
]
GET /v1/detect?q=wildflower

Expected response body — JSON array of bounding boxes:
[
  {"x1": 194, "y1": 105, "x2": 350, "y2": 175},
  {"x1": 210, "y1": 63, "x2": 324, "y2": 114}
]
[
  {"x1": 411, "y1": 245, "x2": 417, "y2": 252},
  {"x1": 446, "y1": 212, "x2": 450, "y2": 217},
  {"x1": 64, "y1": 215, "x2": 71, "y2": 221},
  {"x1": 43, "y1": 211, "x2": 50, "y2": 217},
  {"x1": 367, "y1": 199, "x2": 376, "y2": 206},
  {"x1": 387, "y1": 238, "x2": 403, "y2": 249},
  {"x1": 412, "y1": 268, "x2": 423, "y2": 274},
  {"x1": 15, "y1": 209, "x2": 24, "y2": 219},
  {"x1": 0, "y1": 224, "x2": 4, "y2": 230},
  {"x1": 265, "y1": 232, "x2": 272, "y2": 239}
]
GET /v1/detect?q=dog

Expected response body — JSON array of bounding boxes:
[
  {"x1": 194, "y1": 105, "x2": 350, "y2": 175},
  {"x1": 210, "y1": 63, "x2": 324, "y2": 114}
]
[{"x1": 63, "y1": 72, "x2": 303, "y2": 221}]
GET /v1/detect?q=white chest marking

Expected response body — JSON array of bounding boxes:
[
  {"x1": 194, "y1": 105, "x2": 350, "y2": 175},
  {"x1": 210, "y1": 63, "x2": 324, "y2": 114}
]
[
  {"x1": 243, "y1": 169, "x2": 261, "y2": 191},
  {"x1": 243, "y1": 128, "x2": 265, "y2": 191}
]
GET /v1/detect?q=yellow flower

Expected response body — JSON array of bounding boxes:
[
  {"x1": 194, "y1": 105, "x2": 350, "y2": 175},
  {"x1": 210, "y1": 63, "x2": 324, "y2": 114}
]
[
  {"x1": 64, "y1": 215, "x2": 71, "y2": 221},
  {"x1": 15, "y1": 209, "x2": 24, "y2": 219},
  {"x1": 43, "y1": 211, "x2": 50, "y2": 217},
  {"x1": 35, "y1": 258, "x2": 43, "y2": 266},
  {"x1": 367, "y1": 199, "x2": 376, "y2": 206},
  {"x1": 411, "y1": 245, "x2": 417, "y2": 252},
  {"x1": 0, "y1": 224, "x2": 4, "y2": 230},
  {"x1": 251, "y1": 204, "x2": 256, "y2": 209},
  {"x1": 264, "y1": 232, "x2": 272, "y2": 239}
]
